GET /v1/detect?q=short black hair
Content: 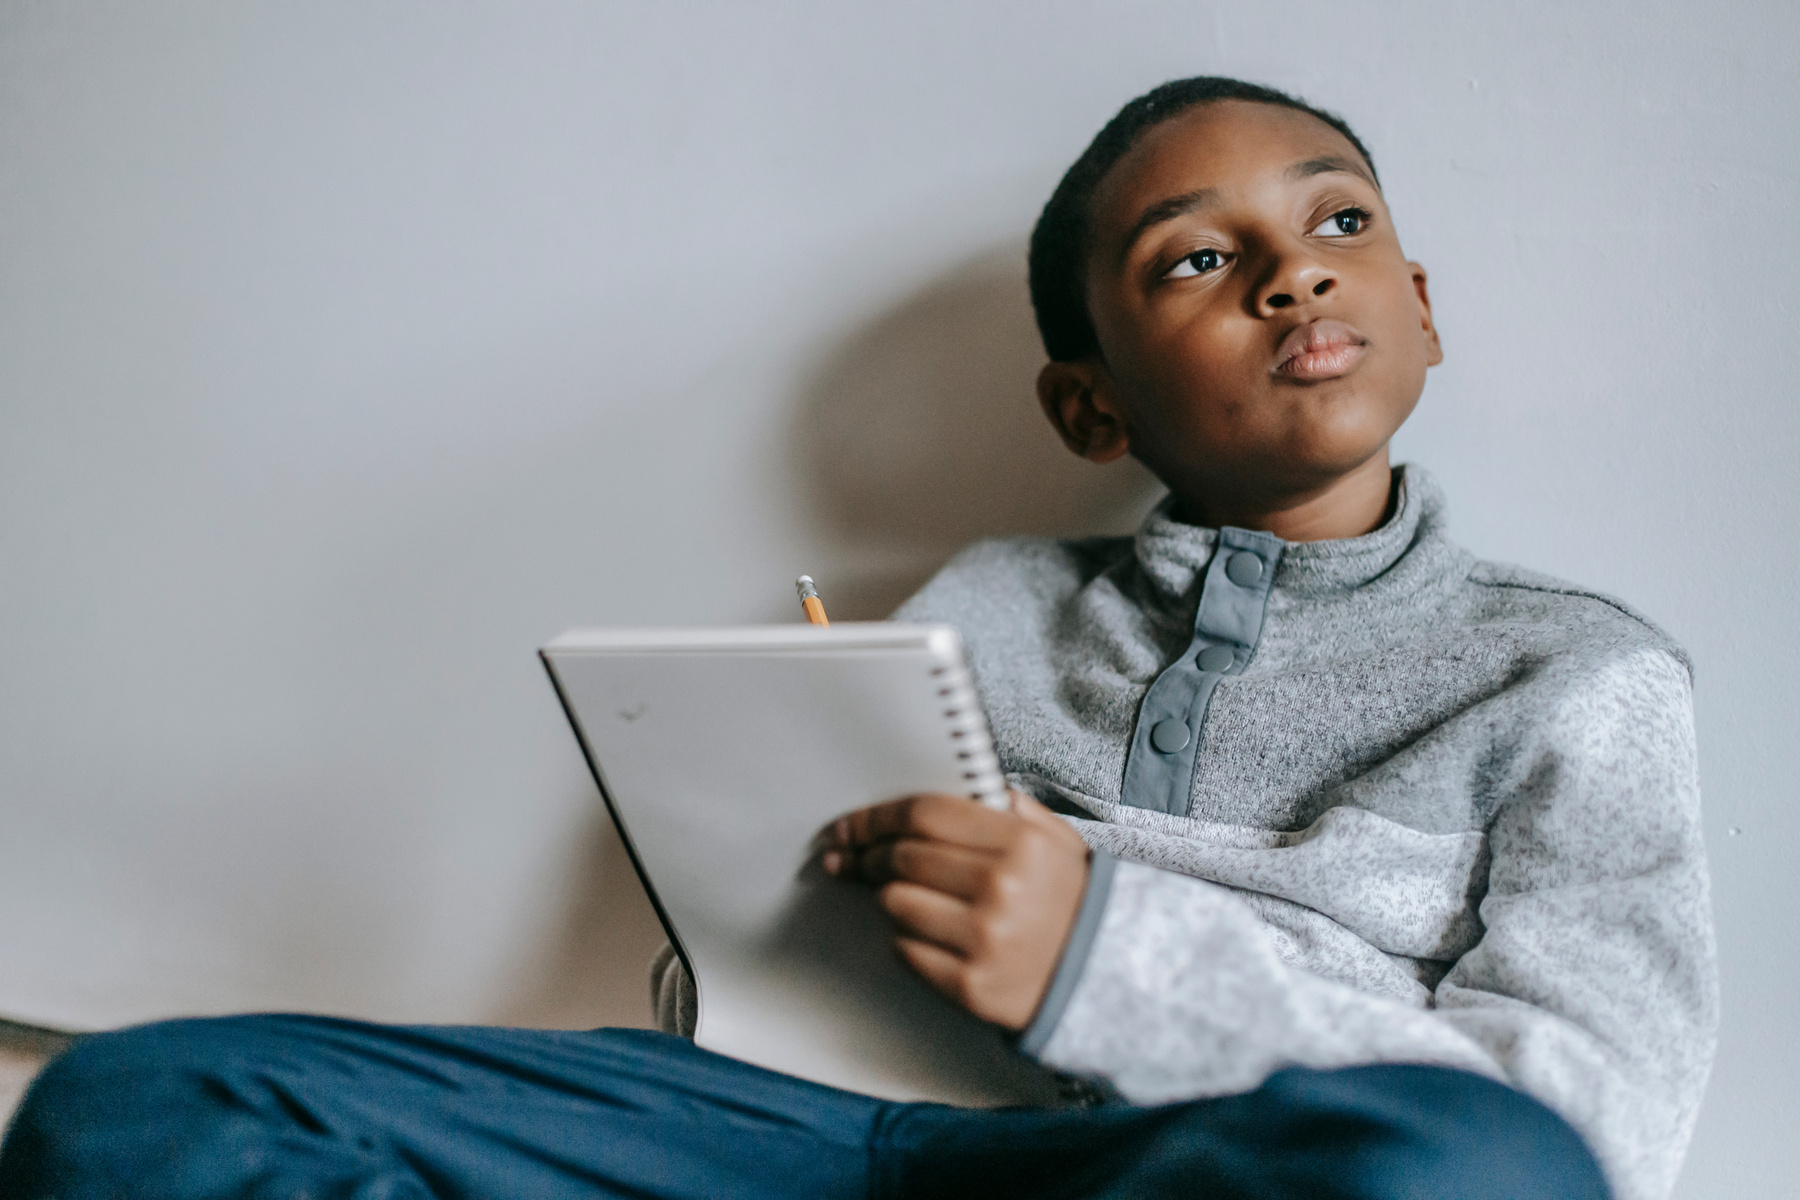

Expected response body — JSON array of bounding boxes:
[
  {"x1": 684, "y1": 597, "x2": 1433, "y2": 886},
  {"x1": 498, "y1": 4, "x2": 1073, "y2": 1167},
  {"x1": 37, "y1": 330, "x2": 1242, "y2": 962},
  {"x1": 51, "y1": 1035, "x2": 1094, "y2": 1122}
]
[{"x1": 1027, "y1": 77, "x2": 1379, "y2": 362}]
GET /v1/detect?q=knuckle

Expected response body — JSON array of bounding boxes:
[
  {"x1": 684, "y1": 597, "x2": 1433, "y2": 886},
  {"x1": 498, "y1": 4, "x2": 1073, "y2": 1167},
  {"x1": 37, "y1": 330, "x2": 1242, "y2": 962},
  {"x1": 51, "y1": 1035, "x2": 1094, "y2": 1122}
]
[
  {"x1": 911, "y1": 794, "x2": 953, "y2": 832},
  {"x1": 988, "y1": 866, "x2": 1027, "y2": 906},
  {"x1": 891, "y1": 838, "x2": 923, "y2": 874}
]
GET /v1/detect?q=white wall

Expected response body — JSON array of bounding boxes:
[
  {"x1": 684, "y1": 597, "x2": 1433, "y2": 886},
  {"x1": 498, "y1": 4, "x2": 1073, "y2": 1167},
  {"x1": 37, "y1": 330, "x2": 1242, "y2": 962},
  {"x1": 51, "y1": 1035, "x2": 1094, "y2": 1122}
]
[{"x1": 1, "y1": 4, "x2": 1792, "y2": 1195}]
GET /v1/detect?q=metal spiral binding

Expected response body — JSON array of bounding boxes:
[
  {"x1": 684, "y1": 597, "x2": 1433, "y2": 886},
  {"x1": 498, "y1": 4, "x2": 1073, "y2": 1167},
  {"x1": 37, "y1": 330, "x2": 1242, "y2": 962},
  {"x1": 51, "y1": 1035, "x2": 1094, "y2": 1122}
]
[{"x1": 930, "y1": 662, "x2": 1009, "y2": 810}]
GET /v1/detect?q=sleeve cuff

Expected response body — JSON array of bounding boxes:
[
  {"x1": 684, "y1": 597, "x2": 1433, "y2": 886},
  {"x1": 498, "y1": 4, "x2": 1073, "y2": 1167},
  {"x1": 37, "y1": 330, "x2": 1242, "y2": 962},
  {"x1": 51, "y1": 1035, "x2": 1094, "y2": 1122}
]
[{"x1": 1019, "y1": 848, "x2": 1117, "y2": 1056}]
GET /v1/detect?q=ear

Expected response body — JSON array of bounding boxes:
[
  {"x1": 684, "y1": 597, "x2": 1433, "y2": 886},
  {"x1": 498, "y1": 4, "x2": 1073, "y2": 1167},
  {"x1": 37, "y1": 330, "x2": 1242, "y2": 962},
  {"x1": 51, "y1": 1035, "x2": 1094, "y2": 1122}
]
[
  {"x1": 1037, "y1": 358, "x2": 1132, "y2": 463},
  {"x1": 1409, "y1": 262, "x2": 1444, "y2": 366}
]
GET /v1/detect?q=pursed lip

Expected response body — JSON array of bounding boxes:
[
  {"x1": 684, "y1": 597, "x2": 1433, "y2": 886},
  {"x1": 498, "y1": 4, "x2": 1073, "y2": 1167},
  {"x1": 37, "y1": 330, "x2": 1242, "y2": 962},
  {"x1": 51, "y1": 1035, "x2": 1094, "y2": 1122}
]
[{"x1": 1272, "y1": 318, "x2": 1369, "y2": 381}]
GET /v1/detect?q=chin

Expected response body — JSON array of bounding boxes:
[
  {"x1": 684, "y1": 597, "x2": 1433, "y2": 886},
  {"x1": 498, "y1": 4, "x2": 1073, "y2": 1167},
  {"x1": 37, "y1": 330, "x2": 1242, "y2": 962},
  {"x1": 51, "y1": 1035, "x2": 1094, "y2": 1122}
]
[
  {"x1": 1280, "y1": 405, "x2": 1410, "y2": 471},
  {"x1": 1269, "y1": 429, "x2": 1393, "y2": 481}
]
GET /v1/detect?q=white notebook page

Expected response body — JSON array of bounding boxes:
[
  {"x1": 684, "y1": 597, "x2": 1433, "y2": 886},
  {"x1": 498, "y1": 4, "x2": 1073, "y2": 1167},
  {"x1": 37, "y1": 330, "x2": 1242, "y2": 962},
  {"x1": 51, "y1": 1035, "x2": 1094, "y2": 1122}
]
[{"x1": 542, "y1": 623, "x2": 1064, "y2": 1106}]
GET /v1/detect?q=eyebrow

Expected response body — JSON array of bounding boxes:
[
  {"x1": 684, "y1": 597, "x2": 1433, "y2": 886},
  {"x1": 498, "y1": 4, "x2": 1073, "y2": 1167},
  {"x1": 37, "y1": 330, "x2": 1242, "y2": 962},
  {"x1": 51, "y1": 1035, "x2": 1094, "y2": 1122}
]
[
  {"x1": 1286, "y1": 155, "x2": 1378, "y2": 188},
  {"x1": 1118, "y1": 187, "x2": 1218, "y2": 264},
  {"x1": 1117, "y1": 155, "x2": 1380, "y2": 265}
]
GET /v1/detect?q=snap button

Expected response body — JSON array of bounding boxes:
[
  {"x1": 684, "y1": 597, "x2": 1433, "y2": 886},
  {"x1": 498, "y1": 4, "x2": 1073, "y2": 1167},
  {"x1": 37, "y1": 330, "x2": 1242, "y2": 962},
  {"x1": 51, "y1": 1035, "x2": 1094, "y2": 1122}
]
[
  {"x1": 1150, "y1": 718, "x2": 1191, "y2": 753},
  {"x1": 1196, "y1": 644, "x2": 1235, "y2": 673},
  {"x1": 1225, "y1": 551, "x2": 1264, "y2": 587}
]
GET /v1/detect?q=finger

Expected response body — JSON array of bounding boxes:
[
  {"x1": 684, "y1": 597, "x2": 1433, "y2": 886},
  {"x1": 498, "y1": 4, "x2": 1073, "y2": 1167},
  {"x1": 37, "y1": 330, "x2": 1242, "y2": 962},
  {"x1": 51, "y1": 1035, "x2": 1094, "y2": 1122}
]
[
  {"x1": 894, "y1": 935, "x2": 968, "y2": 1005},
  {"x1": 832, "y1": 796, "x2": 917, "y2": 849},
  {"x1": 854, "y1": 838, "x2": 995, "y2": 897},
  {"x1": 1006, "y1": 790, "x2": 1093, "y2": 852},
  {"x1": 841, "y1": 792, "x2": 1015, "y2": 851},
  {"x1": 1008, "y1": 790, "x2": 1075, "y2": 833},
  {"x1": 879, "y1": 881, "x2": 977, "y2": 954},
  {"x1": 1008, "y1": 790, "x2": 1050, "y2": 823}
]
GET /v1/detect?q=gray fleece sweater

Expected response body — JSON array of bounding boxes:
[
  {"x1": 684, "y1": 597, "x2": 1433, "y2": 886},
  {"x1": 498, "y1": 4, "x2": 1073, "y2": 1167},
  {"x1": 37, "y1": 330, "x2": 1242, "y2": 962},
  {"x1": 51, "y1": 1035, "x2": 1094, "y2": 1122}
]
[{"x1": 658, "y1": 465, "x2": 1717, "y2": 1200}]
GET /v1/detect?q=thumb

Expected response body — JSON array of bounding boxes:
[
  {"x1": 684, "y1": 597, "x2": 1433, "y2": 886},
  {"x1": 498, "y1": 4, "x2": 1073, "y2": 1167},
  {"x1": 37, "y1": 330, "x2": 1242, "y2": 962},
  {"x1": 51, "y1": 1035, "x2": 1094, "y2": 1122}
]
[
  {"x1": 1007, "y1": 791, "x2": 1093, "y2": 854},
  {"x1": 1007, "y1": 789, "x2": 1062, "y2": 829}
]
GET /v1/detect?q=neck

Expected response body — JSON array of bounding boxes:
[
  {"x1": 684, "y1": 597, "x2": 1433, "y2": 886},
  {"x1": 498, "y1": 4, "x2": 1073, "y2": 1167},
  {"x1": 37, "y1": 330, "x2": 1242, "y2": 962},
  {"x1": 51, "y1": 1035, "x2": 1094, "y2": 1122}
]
[{"x1": 1168, "y1": 453, "x2": 1398, "y2": 543}]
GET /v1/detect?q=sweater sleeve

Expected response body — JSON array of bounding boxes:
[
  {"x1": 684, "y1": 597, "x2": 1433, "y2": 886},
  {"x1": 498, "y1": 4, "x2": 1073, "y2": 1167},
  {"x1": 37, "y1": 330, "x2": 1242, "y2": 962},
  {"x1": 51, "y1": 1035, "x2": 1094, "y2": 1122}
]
[{"x1": 1022, "y1": 648, "x2": 1717, "y2": 1200}]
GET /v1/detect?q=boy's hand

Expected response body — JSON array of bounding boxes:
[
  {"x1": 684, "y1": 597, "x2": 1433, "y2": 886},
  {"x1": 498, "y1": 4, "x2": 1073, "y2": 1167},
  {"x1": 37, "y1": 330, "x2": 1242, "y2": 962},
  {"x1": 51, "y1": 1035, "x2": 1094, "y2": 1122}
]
[{"x1": 821, "y1": 791, "x2": 1090, "y2": 1031}]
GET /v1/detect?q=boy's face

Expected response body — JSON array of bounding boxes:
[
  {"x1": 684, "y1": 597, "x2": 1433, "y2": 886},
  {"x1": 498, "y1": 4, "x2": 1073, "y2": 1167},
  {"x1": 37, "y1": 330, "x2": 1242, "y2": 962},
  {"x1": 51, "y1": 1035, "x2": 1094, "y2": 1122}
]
[{"x1": 1043, "y1": 100, "x2": 1441, "y2": 513}]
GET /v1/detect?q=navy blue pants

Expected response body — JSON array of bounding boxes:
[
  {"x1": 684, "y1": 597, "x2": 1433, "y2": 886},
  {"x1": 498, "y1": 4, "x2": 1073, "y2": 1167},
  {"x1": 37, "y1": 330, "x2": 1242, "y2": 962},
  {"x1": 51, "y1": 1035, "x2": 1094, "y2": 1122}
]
[{"x1": 0, "y1": 1015, "x2": 1608, "y2": 1199}]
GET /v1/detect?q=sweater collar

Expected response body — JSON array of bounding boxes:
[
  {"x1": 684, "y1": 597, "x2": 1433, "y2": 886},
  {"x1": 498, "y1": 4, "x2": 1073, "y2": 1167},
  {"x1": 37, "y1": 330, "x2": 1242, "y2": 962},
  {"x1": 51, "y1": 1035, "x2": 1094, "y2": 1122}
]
[{"x1": 1130, "y1": 464, "x2": 1443, "y2": 601}]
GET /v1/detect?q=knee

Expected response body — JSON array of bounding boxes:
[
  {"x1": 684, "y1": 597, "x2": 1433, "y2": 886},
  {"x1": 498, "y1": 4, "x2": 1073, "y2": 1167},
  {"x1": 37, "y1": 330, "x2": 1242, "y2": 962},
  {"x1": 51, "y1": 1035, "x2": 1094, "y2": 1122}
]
[
  {"x1": 12, "y1": 1016, "x2": 291, "y2": 1134},
  {"x1": 3, "y1": 1016, "x2": 382, "y2": 1199},
  {"x1": 1256, "y1": 1064, "x2": 1611, "y2": 1200},
  {"x1": 35, "y1": 1015, "x2": 258, "y2": 1083},
  {"x1": 2, "y1": 1022, "x2": 193, "y2": 1193}
]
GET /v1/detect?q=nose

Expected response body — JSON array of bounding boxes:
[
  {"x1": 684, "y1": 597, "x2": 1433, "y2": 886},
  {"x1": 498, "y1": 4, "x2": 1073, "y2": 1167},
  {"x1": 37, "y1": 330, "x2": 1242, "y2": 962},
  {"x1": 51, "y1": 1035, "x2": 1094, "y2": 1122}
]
[{"x1": 1256, "y1": 249, "x2": 1337, "y2": 316}]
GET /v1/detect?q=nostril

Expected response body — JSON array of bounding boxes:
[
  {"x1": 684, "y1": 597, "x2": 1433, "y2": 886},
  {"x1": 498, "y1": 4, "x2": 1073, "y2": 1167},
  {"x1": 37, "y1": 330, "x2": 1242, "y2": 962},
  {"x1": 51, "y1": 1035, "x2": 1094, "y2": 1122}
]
[
  {"x1": 1312, "y1": 279, "x2": 1333, "y2": 296},
  {"x1": 1267, "y1": 293, "x2": 1292, "y2": 309}
]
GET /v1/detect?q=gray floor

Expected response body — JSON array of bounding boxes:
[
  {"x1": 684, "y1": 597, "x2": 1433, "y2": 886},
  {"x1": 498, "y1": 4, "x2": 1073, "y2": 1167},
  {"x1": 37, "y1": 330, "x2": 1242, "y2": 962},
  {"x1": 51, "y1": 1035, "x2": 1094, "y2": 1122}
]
[{"x1": 0, "y1": 1020, "x2": 74, "y2": 1136}]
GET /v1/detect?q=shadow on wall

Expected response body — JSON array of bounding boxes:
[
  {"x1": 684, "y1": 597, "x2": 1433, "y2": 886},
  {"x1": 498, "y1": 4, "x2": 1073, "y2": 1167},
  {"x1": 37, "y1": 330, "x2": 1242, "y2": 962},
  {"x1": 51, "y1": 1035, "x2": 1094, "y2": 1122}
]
[
  {"x1": 492, "y1": 803, "x2": 671, "y2": 1031},
  {"x1": 791, "y1": 243, "x2": 1163, "y2": 619},
  {"x1": 494, "y1": 244, "x2": 1165, "y2": 1030}
]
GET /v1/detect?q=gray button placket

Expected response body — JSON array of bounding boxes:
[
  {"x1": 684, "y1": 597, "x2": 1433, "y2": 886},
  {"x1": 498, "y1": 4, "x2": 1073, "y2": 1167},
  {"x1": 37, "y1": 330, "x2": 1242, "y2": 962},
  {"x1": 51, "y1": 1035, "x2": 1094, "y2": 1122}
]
[{"x1": 1120, "y1": 527, "x2": 1284, "y2": 816}]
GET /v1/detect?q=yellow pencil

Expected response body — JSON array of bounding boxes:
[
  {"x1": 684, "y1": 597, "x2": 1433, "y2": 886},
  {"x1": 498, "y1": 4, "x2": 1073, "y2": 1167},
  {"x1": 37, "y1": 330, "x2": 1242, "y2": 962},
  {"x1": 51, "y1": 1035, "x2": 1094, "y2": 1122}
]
[{"x1": 795, "y1": 575, "x2": 829, "y2": 626}]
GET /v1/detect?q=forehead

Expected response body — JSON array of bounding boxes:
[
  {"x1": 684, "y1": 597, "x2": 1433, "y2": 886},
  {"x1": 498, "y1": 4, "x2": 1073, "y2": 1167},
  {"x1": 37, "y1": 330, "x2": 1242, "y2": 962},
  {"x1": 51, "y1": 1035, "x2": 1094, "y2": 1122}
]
[{"x1": 1087, "y1": 100, "x2": 1370, "y2": 247}]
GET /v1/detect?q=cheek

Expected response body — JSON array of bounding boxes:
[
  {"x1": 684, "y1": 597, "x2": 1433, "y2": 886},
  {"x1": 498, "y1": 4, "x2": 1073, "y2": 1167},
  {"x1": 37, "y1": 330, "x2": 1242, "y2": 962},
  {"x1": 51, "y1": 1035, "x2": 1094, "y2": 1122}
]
[
  {"x1": 1368, "y1": 274, "x2": 1432, "y2": 365},
  {"x1": 1374, "y1": 320, "x2": 1430, "y2": 418},
  {"x1": 1137, "y1": 319, "x2": 1259, "y2": 406}
]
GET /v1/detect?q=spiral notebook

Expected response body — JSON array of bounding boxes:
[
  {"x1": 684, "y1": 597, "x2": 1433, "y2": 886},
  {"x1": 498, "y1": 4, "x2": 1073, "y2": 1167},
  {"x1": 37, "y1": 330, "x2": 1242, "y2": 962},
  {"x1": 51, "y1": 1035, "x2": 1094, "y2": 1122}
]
[{"x1": 540, "y1": 623, "x2": 1064, "y2": 1107}]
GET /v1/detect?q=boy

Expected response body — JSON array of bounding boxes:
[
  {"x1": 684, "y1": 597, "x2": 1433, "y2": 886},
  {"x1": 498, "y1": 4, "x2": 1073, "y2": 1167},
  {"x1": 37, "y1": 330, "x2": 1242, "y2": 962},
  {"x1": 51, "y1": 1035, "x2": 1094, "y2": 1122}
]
[{"x1": 1, "y1": 77, "x2": 1712, "y2": 1200}]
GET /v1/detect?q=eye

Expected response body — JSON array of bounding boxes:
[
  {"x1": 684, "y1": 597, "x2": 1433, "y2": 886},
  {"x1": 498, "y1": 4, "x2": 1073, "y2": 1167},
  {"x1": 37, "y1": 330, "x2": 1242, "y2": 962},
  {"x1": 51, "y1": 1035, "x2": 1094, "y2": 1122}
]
[
  {"x1": 1310, "y1": 207, "x2": 1372, "y2": 238},
  {"x1": 1164, "y1": 247, "x2": 1225, "y2": 279}
]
